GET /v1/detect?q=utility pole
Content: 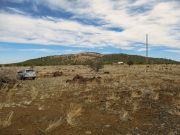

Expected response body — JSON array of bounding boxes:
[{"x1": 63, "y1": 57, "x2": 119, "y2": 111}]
[{"x1": 146, "y1": 34, "x2": 149, "y2": 72}]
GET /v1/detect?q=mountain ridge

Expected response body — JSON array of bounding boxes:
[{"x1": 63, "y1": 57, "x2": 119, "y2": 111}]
[{"x1": 2, "y1": 52, "x2": 179, "y2": 66}]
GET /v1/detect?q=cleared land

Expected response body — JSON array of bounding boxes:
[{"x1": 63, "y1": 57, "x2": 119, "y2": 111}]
[{"x1": 0, "y1": 64, "x2": 180, "y2": 135}]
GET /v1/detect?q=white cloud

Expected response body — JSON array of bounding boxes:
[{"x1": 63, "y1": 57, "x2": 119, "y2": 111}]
[
  {"x1": 0, "y1": 0, "x2": 180, "y2": 50},
  {"x1": 18, "y1": 48, "x2": 56, "y2": 52},
  {"x1": 6, "y1": 7, "x2": 26, "y2": 15},
  {"x1": 165, "y1": 49, "x2": 180, "y2": 53},
  {"x1": 2, "y1": 0, "x2": 26, "y2": 3},
  {"x1": 136, "y1": 48, "x2": 146, "y2": 52},
  {"x1": 17, "y1": 48, "x2": 84, "y2": 54}
]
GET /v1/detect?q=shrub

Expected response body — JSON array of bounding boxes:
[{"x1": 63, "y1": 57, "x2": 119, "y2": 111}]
[
  {"x1": 0, "y1": 76, "x2": 16, "y2": 90},
  {"x1": 0, "y1": 69, "x2": 16, "y2": 90},
  {"x1": 127, "y1": 60, "x2": 134, "y2": 66},
  {"x1": 88, "y1": 60, "x2": 104, "y2": 72}
]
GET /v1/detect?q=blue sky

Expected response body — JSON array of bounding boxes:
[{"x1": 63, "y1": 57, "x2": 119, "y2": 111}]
[{"x1": 0, "y1": 0, "x2": 180, "y2": 64}]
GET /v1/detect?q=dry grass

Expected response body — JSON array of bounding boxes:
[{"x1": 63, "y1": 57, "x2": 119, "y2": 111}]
[
  {"x1": 45, "y1": 117, "x2": 63, "y2": 133},
  {"x1": 119, "y1": 109, "x2": 129, "y2": 121},
  {"x1": 0, "y1": 64, "x2": 179, "y2": 135},
  {"x1": 0, "y1": 111, "x2": 14, "y2": 129},
  {"x1": 132, "y1": 101, "x2": 139, "y2": 112},
  {"x1": 31, "y1": 86, "x2": 38, "y2": 101},
  {"x1": 66, "y1": 103, "x2": 82, "y2": 126},
  {"x1": 0, "y1": 103, "x2": 3, "y2": 110},
  {"x1": 106, "y1": 92, "x2": 119, "y2": 101}
]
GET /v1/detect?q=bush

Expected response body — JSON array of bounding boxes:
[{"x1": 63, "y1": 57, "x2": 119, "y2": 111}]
[
  {"x1": 127, "y1": 60, "x2": 134, "y2": 66},
  {"x1": 0, "y1": 76, "x2": 16, "y2": 90},
  {"x1": 88, "y1": 60, "x2": 104, "y2": 72},
  {"x1": 0, "y1": 69, "x2": 17, "y2": 90}
]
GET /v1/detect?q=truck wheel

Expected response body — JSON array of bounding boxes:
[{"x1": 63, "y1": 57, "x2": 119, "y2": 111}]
[{"x1": 32, "y1": 77, "x2": 36, "y2": 80}]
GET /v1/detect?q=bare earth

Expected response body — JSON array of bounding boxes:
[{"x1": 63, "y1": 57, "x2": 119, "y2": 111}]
[{"x1": 0, "y1": 65, "x2": 180, "y2": 135}]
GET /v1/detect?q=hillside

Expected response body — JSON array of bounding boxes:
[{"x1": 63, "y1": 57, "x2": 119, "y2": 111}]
[{"x1": 4, "y1": 52, "x2": 179, "y2": 66}]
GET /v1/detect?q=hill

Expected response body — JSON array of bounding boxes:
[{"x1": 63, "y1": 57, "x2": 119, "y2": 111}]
[{"x1": 3, "y1": 52, "x2": 179, "y2": 66}]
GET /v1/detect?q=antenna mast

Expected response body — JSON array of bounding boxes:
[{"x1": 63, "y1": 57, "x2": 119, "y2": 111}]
[
  {"x1": 146, "y1": 34, "x2": 148, "y2": 64},
  {"x1": 146, "y1": 34, "x2": 149, "y2": 72}
]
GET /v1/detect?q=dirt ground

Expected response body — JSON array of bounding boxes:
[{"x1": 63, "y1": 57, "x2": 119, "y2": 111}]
[{"x1": 0, "y1": 64, "x2": 180, "y2": 135}]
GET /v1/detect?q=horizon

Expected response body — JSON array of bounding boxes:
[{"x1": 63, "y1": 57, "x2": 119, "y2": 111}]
[
  {"x1": 0, "y1": 0, "x2": 180, "y2": 64},
  {"x1": 1, "y1": 51, "x2": 179, "y2": 65}
]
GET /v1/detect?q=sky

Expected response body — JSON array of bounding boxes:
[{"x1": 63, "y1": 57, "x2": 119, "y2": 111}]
[{"x1": 0, "y1": 0, "x2": 180, "y2": 64}]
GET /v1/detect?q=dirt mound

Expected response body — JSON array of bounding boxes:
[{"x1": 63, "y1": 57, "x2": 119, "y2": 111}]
[
  {"x1": 53, "y1": 71, "x2": 63, "y2": 77},
  {"x1": 104, "y1": 71, "x2": 110, "y2": 74},
  {"x1": 38, "y1": 71, "x2": 63, "y2": 78},
  {"x1": 0, "y1": 76, "x2": 16, "y2": 90},
  {"x1": 66, "y1": 75, "x2": 101, "y2": 83}
]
